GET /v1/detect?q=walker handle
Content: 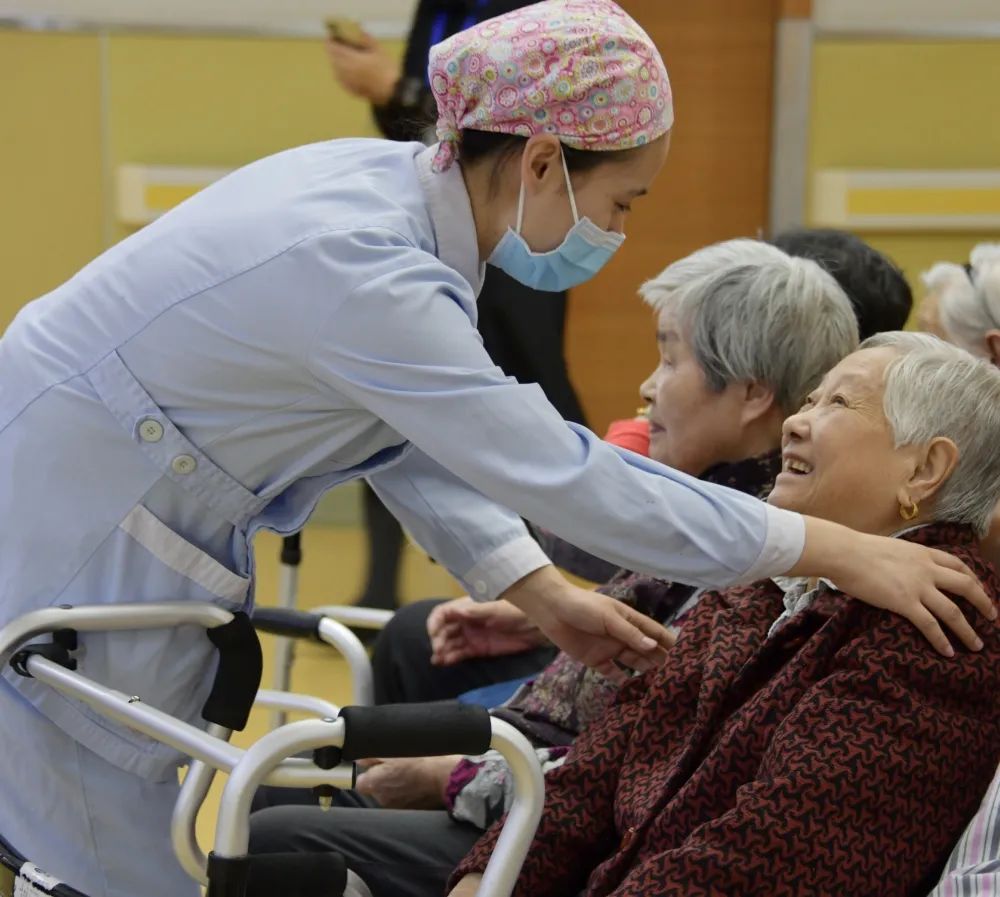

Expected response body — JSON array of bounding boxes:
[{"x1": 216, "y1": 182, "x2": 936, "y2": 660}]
[
  {"x1": 245, "y1": 851, "x2": 347, "y2": 897},
  {"x1": 339, "y1": 702, "x2": 492, "y2": 761},
  {"x1": 252, "y1": 607, "x2": 323, "y2": 642},
  {"x1": 202, "y1": 612, "x2": 262, "y2": 731}
]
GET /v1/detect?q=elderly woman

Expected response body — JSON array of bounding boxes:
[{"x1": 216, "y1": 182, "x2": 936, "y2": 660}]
[
  {"x1": 251, "y1": 240, "x2": 867, "y2": 895},
  {"x1": 451, "y1": 332, "x2": 1000, "y2": 897},
  {"x1": 918, "y1": 242, "x2": 1000, "y2": 364}
]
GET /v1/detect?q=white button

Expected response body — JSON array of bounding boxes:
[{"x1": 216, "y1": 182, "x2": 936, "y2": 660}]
[
  {"x1": 138, "y1": 419, "x2": 164, "y2": 443},
  {"x1": 171, "y1": 454, "x2": 197, "y2": 475},
  {"x1": 473, "y1": 580, "x2": 488, "y2": 595}
]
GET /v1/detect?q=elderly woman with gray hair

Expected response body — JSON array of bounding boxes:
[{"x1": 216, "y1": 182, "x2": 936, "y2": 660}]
[
  {"x1": 450, "y1": 332, "x2": 1000, "y2": 897},
  {"x1": 918, "y1": 242, "x2": 1000, "y2": 364},
  {"x1": 251, "y1": 241, "x2": 985, "y2": 897}
]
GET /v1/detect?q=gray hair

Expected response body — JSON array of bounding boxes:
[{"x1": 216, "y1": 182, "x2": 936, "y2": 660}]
[
  {"x1": 922, "y1": 242, "x2": 1000, "y2": 355},
  {"x1": 640, "y1": 239, "x2": 859, "y2": 413},
  {"x1": 861, "y1": 331, "x2": 1000, "y2": 536}
]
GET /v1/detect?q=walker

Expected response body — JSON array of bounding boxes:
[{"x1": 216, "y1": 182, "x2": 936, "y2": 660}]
[{"x1": 0, "y1": 600, "x2": 544, "y2": 897}]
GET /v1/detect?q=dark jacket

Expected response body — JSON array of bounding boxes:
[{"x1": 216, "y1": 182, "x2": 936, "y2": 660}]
[{"x1": 455, "y1": 522, "x2": 1000, "y2": 897}]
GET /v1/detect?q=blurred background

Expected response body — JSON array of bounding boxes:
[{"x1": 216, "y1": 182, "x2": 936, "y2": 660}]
[{"x1": 1, "y1": 0, "x2": 999, "y2": 606}]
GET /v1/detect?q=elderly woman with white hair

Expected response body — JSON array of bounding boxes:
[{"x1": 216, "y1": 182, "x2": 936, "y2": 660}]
[
  {"x1": 451, "y1": 332, "x2": 1000, "y2": 897},
  {"x1": 918, "y1": 242, "x2": 1000, "y2": 364}
]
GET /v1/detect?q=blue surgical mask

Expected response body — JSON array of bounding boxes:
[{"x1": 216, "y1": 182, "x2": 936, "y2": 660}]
[{"x1": 487, "y1": 149, "x2": 626, "y2": 292}]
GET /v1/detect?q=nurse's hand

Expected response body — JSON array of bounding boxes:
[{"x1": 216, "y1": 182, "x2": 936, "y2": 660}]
[
  {"x1": 791, "y1": 516, "x2": 997, "y2": 657},
  {"x1": 501, "y1": 566, "x2": 675, "y2": 681}
]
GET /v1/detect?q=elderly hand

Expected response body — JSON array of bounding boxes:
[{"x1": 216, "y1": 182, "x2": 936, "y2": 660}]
[
  {"x1": 427, "y1": 596, "x2": 548, "y2": 666},
  {"x1": 354, "y1": 755, "x2": 461, "y2": 809},
  {"x1": 448, "y1": 875, "x2": 483, "y2": 897},
  {"x1": 793, "y1": 517, "x2": 997, "y2": 657},
  {"x1": 325, "y1": 36, "x2": 401, "y2": 105},
  {"x1": 500, "y1": 566, "x2": 675, "y2": 682}
]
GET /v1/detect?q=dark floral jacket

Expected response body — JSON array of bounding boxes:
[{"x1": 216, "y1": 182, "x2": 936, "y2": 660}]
[{"x1": 454, "y1": 523, "x2": 1000, "y2": 897}]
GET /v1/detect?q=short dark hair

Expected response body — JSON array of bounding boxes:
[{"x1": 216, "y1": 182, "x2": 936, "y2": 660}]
[
  {"x1": 458, "y1": 128, "x2": 640, "y2": 195},
  {"x1": 770, "y1": 228, "x2": 913, "y2": 341}
]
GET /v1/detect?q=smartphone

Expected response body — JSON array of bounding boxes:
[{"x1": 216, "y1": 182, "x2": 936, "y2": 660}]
[{"x1": 325, "y1": 17, "x2": 368, "y2": 49}]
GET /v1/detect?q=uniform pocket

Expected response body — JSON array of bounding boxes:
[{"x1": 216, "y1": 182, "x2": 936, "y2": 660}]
[{"x1": 117, "y1": 504, "x2": 249, "y2": 605}]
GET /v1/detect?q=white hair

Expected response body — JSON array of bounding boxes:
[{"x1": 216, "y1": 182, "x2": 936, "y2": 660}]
[
  {"x1": 860, "y1": 331, "x2": 1000, "y2": 536},
  {"x1": 922, "y1": 242, "x2": 1000, "y2": 355},
  {"x1": 639, "y1": 239, "x2": 859, "y2": 413}
]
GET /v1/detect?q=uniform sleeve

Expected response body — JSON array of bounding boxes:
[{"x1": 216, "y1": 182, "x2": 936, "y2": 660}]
[
  {"x1": 605, "y1": 612, "x2": 1000, "y2": 897},
  {"x1": 367, "y1": 449, "x2": 549, "y2": 599},
  {"x1": 307, "y1": 228, "x2": 805, "y2": 593},
  {"x1": 450, "y1": 677, "x2": 647, "y2": 897}
]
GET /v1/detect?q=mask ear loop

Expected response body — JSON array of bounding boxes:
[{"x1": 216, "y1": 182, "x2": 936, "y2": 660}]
[
  {"x1": 560, "y1": 146, "x2": 580, "y2": 225},
  {"x1": 515, "y1": 181, "x2": 527, "y2": 235}
]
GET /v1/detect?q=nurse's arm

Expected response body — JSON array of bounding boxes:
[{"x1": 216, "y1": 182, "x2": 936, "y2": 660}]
[{"x1": 308, "y1": 231, "x2": 987, "y2": 652}]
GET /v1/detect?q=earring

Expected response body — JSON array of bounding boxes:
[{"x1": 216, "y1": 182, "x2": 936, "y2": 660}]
[{"x1": 899, "y1": 500, "x2": 920, "y2": 521}]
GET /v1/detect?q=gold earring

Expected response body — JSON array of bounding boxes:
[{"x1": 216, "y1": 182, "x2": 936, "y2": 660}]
[{"x1": 899, "y1": 500, "x2": 920, "y2": 521}]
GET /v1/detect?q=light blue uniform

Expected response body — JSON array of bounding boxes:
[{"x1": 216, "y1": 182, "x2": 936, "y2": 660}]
[{"x1": 0, "y1": 139, "x2": 803, "y2": 896}]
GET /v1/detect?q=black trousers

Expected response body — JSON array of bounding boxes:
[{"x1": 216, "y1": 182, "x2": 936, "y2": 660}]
[
  {"x1": 249, "y1": 804, "x2": 479, "y2": 897},
  {"x1": 371, "y1": 599, "x2": 557, "y2": 705}
]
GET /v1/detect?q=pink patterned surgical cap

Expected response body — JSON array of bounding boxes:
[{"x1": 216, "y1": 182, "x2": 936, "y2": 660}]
[{"x1": 429, "y1": 0, "x2": 674, "y2": 173}]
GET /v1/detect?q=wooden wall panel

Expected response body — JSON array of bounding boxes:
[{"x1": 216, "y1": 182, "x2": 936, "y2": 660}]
[{"x1": 565, "y1": 0, "x2": 778, "y2": 433}]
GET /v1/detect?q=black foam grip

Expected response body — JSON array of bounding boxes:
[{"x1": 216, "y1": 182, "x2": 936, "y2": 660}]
[
  {"x1": 280, "y1": 533, "x2": 303, "y2": 566},
  {"x1": 202, "y1": 612, "x2": 262, "y2": 731},
  {"x1": 252, "y1": 607, "x2": 323, "y2": 641},
  {"x1": 338, "y1": 702, "x2": 492, "y2": 761},
  {"x1": 245, "y1": 852, "x2": 347, "y2": 897}
]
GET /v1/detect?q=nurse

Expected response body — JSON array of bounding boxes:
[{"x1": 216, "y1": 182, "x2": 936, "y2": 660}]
[{"x1": 0, "y1": 1, "x2": 991, "y2": 895}]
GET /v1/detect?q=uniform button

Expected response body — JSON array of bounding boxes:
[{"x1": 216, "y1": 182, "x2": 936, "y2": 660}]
[
  {"x1": 171, "y1": 454, "x2": 197, "y2": 475},
  {"x1": 138, "y1": 419, "x2": 164, "y2": 443},
  {"x1": 473, "y1": 580, "x2": 488, "y2": 595}
]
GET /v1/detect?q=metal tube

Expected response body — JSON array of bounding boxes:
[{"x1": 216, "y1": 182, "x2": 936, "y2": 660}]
[
  {"x1": 0, "y1": 602, "x2": 232, "y2": 668},
  {"x1": 263, "y1": 758, "x2": 356, "y2": 790},
  {"x1": 477, "y1": 719, "x2": 545, "y2": 897},
  {"x1": 214, "y1": 718, "x2": 347, "y2": 858},
  {"x1": 269, "y1": 559, "x2": 301, "y2": 730},
  {"x1": 172, "y1": 724, "x2": 232, "y2": 885},
  {"x1": 26, "y1": 656, "x2": 354, "y2": 787},
  {"x1": 26, "y1": 656, "x2": 243, "y2": 770},
  {"x1": 316, "y1": 618, "x2": 374, "y2": 706},
  {"x1": 312, "y1": 605, "x2": 393, "y2": 631},
  {"x1": 255, "y1": 689, "x2": 340, "y2": 720}
]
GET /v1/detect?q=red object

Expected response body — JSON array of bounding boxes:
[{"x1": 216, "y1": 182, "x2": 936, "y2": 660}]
[
  {"x1": 454, "y1": 523, "x2": 1000, "y2": 897},
  {"x1": 604, "y1": 418, "x2": 650, "y2": 457}
]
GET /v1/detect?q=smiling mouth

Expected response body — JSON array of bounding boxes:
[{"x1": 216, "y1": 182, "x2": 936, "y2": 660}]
[{"x1": 782, "y1": 458, "x2": 814, "y2": 475}]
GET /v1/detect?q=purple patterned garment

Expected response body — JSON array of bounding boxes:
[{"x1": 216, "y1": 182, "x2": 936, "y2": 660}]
[
  {"x1": 494, "y1": 450, "x2": 781, "y2": 747},
  {"x1": 446, "y1": 450, "x2": 781, "y2": 830}
]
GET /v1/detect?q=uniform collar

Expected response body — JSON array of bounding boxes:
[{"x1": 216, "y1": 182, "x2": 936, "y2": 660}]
[{"x1": 415, "y1": 144, "x2": 487, "y2": 296}]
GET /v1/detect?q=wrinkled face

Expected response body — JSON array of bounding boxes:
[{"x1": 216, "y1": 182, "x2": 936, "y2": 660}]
[
  {"x1": 517, "y1": 132, "x2": 670, "y2": 251},
  {"x1": 768, "y1": 347, "x2": 912, "y2": 535},
  {"x1": 639, "y1": 307, "x2": 752, "y2": 476}
]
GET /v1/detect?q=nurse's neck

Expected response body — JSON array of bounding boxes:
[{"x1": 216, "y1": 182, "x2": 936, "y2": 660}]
[{"x1": 460, "y1": 161, "x2": 508, "y2": 263}]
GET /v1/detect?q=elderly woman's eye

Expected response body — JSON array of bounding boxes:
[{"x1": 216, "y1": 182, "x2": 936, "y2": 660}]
[
  {"x1": 616, "y1": 202, "x2": 632, "y2": 214},
  {"x1": 831, "y1": 394, "x2": 849, "y2": 407}
]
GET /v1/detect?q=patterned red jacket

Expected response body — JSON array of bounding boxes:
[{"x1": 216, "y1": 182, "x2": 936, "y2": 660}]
[{"x1": 453, "y1": 523, "x2": 1000, "y2": 897}]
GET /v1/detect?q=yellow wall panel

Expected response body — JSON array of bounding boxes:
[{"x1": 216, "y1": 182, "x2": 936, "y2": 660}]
[
  {"x1": 808, "y1": 39, "x2": 1000, "y2": 315},
  {"x1": 0, "y1": 30, "x2": 104, "y2": 330},
  {"x1": 106, "y1": 34, "x2": 400, "y2": 241}
]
